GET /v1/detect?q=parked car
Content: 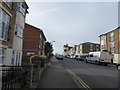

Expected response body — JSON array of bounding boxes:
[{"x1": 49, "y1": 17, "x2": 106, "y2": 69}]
[
  {"x1": 87, "y1": 51, "x2": 111, "y2": 65},
  {"x1": 56, "y1": 55, "x2": 63, "y2": 60},
  {"x1": 116, "y1": 63, "x2": 120, "y2": 70},
  {"x1": 74, "y1": 55, "x2": 78, "y2": 59},
  {"x1": 63, "y1": 55, "x2": 67, "y2": 58},
  {"x1": 76, "y1": 55, "x2": 84, "y2": 61},
  {"x1": 70, "y1": 56, "x2": 74, "y2": 59}
]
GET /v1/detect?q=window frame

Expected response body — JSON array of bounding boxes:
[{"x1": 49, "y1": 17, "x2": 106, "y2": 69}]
[
  {"x1": 15, "y1": 25, "x2": 23, "y2": 38},
  {"x1": 0, "y1": 9, "x2": 10, "y2": 41},
  {"x1": 3, "y1": 0, "x2": 13, "y2": 9},
  {"x1": 11, "y1": 51, "x2": 21, "y2": 66},
  {"x1": 110, "y1": 42, "x2": 115, "y2": 52},
  {"x1": 110, "y1": 32, "x2": 114, "y2": 42},
  {"x1": 17, "y1": 2, "x2": 26, "y2": 16},
  {"x1": 0, "y1": 48, "x2": 6, "y2": 65}
]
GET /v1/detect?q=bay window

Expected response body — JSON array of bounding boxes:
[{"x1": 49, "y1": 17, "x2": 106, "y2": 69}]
[
  {"x1": 17, "y1": 2, "x2": 26, "y2": 16},
  {"x1": 15, "y1": 25, "x2": 23, "y2": 38},
  {"x1": 110, "y1": 32, "x2": 114, "y2": 42},
  {"x1": 11, "y1": 51, "x2": 21, "y2": 66},
  {"x1": 110, "y1": 42, "x2": 115, "y2": 52},
  {"x1": 0, "y1": 8, "x2": 10, "y2": 41},
  {"x1": 3, "y1": 0, "x2": 13, "y2": 9},
  {"x1": 0, "y1": 48, "x2": 6, "y2": 65}
]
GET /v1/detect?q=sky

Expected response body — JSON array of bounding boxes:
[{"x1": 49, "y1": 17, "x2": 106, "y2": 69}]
[{"x1": 26, "y1": 1, "x2": 118, "y2": 54}]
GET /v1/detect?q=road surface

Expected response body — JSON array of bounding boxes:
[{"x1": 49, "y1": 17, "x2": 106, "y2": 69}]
[{"x1": 37, "y1": 57, "x2": 119, "y2": 89}]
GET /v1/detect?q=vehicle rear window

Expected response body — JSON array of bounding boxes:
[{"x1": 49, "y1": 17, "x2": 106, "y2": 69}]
[{"x1": 89, "y1": 54, "x2": 93, "y2": 57}]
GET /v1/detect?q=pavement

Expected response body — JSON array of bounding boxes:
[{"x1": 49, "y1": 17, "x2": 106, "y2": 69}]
[
  {"x1": 36, "y1": 57, "x2": 119, "y2": 89},
  {"x1": 36, "y1": 57, "x2": 79, "y2": 88}
]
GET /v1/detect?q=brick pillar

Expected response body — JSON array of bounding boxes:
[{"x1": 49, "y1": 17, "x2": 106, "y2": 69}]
[{"x1": 22, "y1": 64, "x2": 33, "y2": 88}]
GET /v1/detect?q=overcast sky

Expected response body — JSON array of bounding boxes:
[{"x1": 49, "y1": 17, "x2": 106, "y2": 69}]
[{"x1": 26, "y1": 2, "x2": 118, "y2": 54}]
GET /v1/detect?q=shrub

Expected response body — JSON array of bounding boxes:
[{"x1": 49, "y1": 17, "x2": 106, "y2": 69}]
[{"x1": 30, "y1": 55, "x2": 47, "y2": 67}]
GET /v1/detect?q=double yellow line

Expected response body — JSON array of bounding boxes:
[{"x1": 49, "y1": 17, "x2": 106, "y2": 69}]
[{"x1": 66, "y1": 69, "x2": 91, "y2": 90}]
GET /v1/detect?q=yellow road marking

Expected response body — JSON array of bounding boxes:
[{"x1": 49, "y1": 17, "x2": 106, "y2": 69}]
[{"x1": 66, "y1": 69, "x2": 91, "y2": 90}]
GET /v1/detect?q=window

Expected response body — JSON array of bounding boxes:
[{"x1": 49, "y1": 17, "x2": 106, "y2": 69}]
[
  {"x1": 119, "y1": 30, "x2": 120, "y2": 53},
  {"x1": 90, "y1": 49, "x2": 93, "y2": 51},
  {"x1": 101, "y1": 35, "x2": 106, "y2": 41},
  {"x1": 101, "y1": 45, "x2": 107, "y2": 50},
  {"x1": 39, "y1": 44, "x2": 41, "y2": 48},
  {"x1": 17, "y1": 2, "x2": 26, "y2": 16},
  {"x1": 11, "y1": 51, "x2": 21, "y2": 66},
  {"x1": 15, "y1": 25, "x2": 23, "y2": 38},
  {"x1": 119, "y1": 30, "x2": 120, "y2": 41},
  {"x1": 96, "y1": 45, "x2": 99, "y2": 48},
  {"x1": 27, "y1": 52, "x2": 35, "y2": 56},
  {"x1": 0, "y1": 48, "x2": 6, "y2": 65},
  {"x1": 110, "y1": 42, "x2": 115, "y2": 52},
  {"x1": 96, "y1": 49, "x2": 99, "y2": 51},
  {"x1": 90, "y1": 44, "x2": 93, "y2": 48},
  {"x1": 110, "y1": 32, "x2": 114, "y2": 42},
  {"x1": 89, "y1": 54, "x2": 93, "y2": 57},
  {"x1": 0, "y1": 9, "x2": 10, "y2": 41},
  {"x1": 3, "y1": 0, "x2": 13, "y2": 9}
]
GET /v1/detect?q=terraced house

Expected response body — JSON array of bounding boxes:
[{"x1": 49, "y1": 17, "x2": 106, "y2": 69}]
[
  {"x1": 99, "y1": 27, "x2": 120, "y2": 64},
  {"x1": 0, "y1": 1, "x2": 28, "y2": 66}
]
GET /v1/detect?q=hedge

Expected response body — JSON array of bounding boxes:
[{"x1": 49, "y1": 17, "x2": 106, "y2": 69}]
[{"x1": 30, "y1": 55, "x2": 47, "y2": 67}]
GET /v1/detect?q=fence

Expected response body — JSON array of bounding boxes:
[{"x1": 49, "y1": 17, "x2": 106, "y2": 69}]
[
  {"x1": 1, "y1": 66, "x2": 25, "y2": 90},
  {"x1": 0, "y1": 61, "x2": 46, "y2": 89}
]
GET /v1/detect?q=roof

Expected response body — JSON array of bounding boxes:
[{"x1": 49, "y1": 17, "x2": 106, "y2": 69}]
[
  {"x1": 25, "y1": 23, "x2": 42, "y2": 31},
  {"x1": 80, "y1": 42, "x2": 100, "y2": 45},
  {"x1": 63, "y1": 44, "x2": 69, "y2": 47},
  {"x1": 99, "y1": 27, "x2": 120, "y2": 37},
  {"x1": 25, "y1": 23, "x2": 47, "y2": 41}
]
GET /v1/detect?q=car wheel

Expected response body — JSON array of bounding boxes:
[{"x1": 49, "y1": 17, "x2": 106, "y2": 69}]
[
  {"x1": 95, "y1": 61, "x2": 99, "y2": 65},
  {"x1": 117, "y1": 65, "x2": 120, "y2": 70}
]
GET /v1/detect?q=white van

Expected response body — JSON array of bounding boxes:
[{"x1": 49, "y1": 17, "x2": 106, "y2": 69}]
[{"x1": 87, "y1": 51, "x2": 111, "y2": 65}]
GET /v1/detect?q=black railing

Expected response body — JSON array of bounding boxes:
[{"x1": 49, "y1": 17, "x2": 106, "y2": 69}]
[
  {"x1": 1, "y1": 61, "x2": 45, "y2": 89},
  {"x1": 1, "y1": 66, "x2": 25, "y2": 90}
]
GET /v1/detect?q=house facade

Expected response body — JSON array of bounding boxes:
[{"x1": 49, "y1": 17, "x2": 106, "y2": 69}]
[
  {"x1": 22, "y1": 23, "x2": 46, "y2": 63},
  {"x1": 0, "y1": 1, "x2": 28, "y2": 66},
  {"x1": 99, "y1": 27, "x2": 120, "y2": 63},
  {"x1": 63, "y1": 44, "x2": 73, "y2": 56},
  {"x1": 75, "y1": 45, "x2": 80, "y2": 55},
  {"x1": 75, "y1": 42, "x2": 100, "y2": 56},
  {"x1": 63, "y1": 44, "x2": 69, "y2": 56},
  {"x1": 118, "y1": 1, "x2": 120, "y2": 26},
  {"x1": 63, "y1": 42, "x2": 100, "y2": 57},
  {"x1": 69, "y1": 46, "x2": 75, "y2": 56}
]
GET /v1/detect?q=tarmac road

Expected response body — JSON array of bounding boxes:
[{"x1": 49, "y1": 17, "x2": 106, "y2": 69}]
[{"x1": 37, "y1": 57, "x2": 119, "y2": 89}]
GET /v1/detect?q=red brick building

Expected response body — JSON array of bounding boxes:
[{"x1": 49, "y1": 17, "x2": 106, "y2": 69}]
[{"x1": 22, "y1": 23, "x2": 46, "y2": 63}]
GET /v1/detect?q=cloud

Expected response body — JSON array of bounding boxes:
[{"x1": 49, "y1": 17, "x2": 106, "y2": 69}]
[
  {"x1": 26, "y1": 0, "x2": 119, "y2": 2},
  {"x1": 32, "y1": 7, "x2": 64, "y2": 16}
]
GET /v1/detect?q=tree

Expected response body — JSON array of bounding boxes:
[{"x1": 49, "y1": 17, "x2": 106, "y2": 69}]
[{"x1": 44, "y1": 42, "x2": 53, "y2": 58}]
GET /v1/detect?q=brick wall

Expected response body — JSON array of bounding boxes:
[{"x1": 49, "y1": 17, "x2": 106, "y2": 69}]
[{"x1": 23, "y1": 24, "x2": 41, "y2": 57}]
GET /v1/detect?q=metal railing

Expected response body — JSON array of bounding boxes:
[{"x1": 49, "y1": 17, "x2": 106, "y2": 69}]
[{"x1": 1, "y1": 66, "x2": 25, "y2": 90}]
